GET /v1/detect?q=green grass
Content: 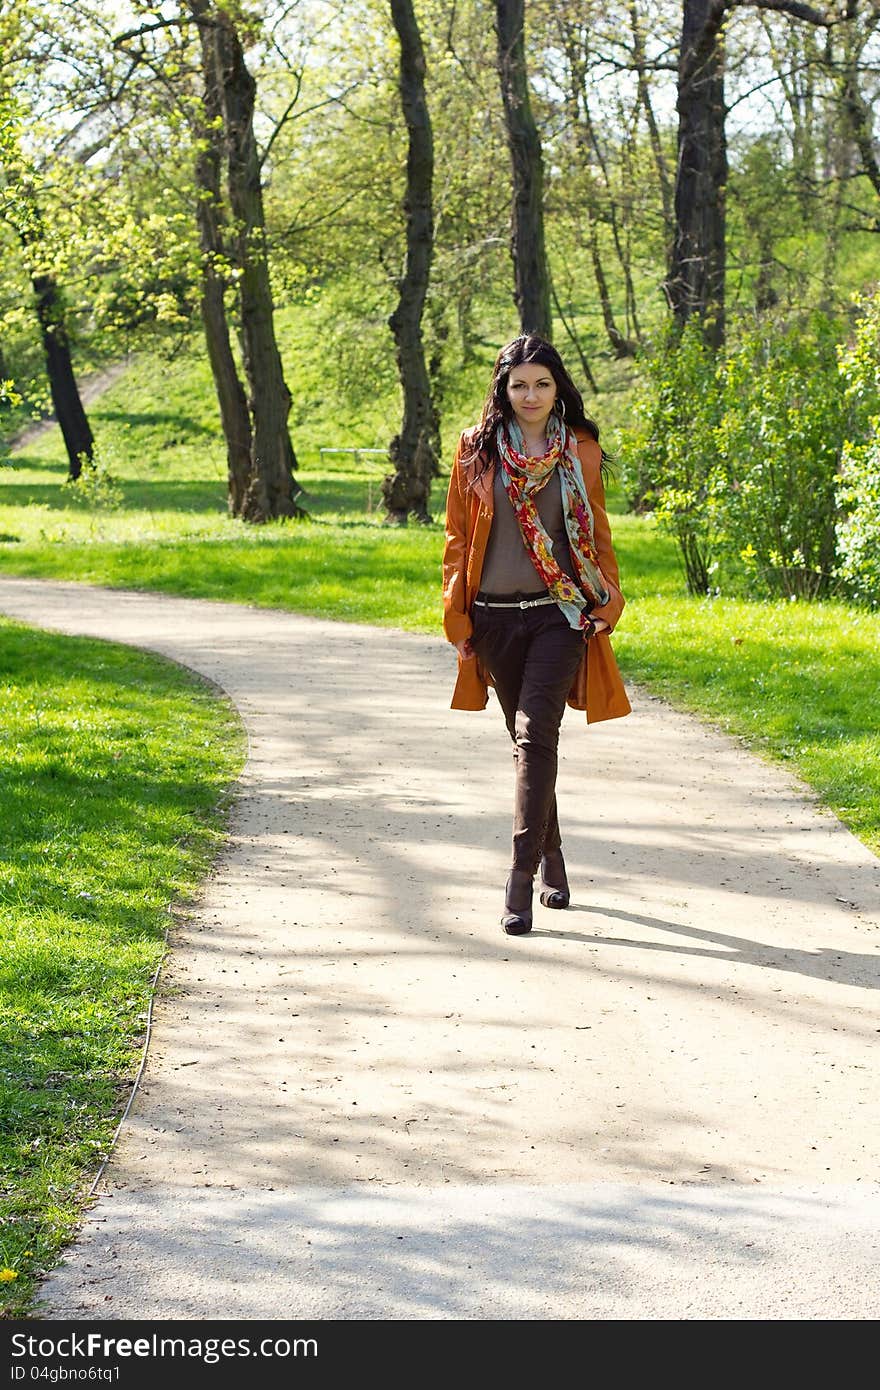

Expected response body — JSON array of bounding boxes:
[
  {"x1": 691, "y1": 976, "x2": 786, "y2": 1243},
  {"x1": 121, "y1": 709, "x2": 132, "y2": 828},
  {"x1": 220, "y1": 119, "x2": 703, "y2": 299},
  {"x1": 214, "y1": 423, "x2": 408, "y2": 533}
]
[
  {"x1": 0, "y1": 343, "x2": 877, "y2": 868},
  {"x1": 615, "y1": 591, "x2": 879, "y2": 849},
  {"x1": 0, "y1": 619, "x2": 245, "y2": 1317}
]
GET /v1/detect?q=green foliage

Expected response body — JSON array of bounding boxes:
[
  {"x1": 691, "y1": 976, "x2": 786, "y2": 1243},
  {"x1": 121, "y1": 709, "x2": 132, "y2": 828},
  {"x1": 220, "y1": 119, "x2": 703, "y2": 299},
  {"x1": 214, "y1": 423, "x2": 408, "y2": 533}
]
[
  {"x1": 834, "y1": 290, "x2": 880, "y2": 607},
  {"x1": 714, "y1": 312, "x2": 847, "y2": 599},
  {"x1": 1, "y1": 379, "x2": 21, "y2": 409},
  {"x1": 836, "y1": 435, "x2": 880, "y2": 606},
  {"x1": 625, "y1": 323, "x2": 725, "y2": 594},
  {"x1": 2, "y1": 0, "x2": 878, "y2": 470},
  {"x1": 61, "y1": 446, "x2": 124, "y2": 516},
  {"x1": 629, "y1": 306, "x2": 880, "y2": 602},
  {"x1": 727, "y1": 133, "x2": 799, "y2": 315},
  {"x1": 0, "y1": 0, "x2": 206, "y2": 430}
]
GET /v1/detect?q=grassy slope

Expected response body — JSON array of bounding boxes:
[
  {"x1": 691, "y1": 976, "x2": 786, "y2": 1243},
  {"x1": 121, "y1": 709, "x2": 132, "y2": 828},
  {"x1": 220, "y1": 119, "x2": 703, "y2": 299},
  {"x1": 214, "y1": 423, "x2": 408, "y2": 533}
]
[
  {"x1": 0, "y1": 620, "x2": 245, "y2": 1316},
  {"x1": 0, "y1": 339, "x2": 877, "y2": 859}
]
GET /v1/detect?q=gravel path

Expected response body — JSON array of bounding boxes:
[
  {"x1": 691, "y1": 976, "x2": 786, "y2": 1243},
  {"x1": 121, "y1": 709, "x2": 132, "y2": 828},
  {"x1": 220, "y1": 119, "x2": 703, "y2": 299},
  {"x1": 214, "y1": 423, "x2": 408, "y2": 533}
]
[
  {"x1": 2, "y1": 576, "x2": 878, "y2": 1320},
  {"x1": 4, "y1": 363, "x2": 129, "y2": 454}
]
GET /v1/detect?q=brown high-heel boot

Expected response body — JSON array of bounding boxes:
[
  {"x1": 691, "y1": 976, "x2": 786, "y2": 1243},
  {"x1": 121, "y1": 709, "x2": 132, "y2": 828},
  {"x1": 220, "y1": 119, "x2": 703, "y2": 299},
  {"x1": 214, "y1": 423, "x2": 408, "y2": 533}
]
[
  {"x1": 502, "y1": 868, "x2": 533, "y2": 935},
  {"x1": 539, "y1": 849, "x2": 570, "y2": 909}
]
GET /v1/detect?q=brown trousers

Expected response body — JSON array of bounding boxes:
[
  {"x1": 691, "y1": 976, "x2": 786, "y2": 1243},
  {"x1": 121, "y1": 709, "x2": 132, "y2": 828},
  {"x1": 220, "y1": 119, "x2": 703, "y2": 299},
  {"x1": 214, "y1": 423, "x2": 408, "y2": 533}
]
[{"x1": 471, "y1": 598, "x2": 586, "y2": 874}]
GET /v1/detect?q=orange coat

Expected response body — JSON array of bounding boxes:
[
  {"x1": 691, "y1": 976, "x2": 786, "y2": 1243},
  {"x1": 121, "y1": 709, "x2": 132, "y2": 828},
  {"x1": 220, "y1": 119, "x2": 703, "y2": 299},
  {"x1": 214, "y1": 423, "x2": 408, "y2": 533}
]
[{"x1": 442, "y1": 427, "x2": 631, "y2": 724}]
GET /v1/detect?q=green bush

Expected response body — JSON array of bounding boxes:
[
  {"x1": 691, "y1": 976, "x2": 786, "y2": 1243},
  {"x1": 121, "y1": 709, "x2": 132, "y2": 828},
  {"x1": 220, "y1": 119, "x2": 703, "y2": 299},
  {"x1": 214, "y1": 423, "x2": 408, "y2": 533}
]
[
  {"x1": 836, "y1": 434, "x2": 880, "y2": 606},
  {"x1": 61, "y1": 445, "x2": 124, "y2": 514},
  {"x1": 625, "y1": 323, "x2": 725, "y2": 594},
  {"x1": 627, "y1": 308, "x2": 880, "y2": 602},
  {"x1": 835, "y1": 291, "x2": 880, "y2": 608},
  {"x1": 714, "y1": 312, "x2": 846, "y2": 600}
]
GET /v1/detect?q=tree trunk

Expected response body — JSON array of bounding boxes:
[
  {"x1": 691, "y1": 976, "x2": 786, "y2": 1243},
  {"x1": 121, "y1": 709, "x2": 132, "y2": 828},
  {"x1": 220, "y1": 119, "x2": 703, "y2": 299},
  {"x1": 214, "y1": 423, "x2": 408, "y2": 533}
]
[
  {"x1": 495, "y1": 0, "x2": 552, "y2": 339},
  {"x1": 840, "y1": 23, "x2": 880, "y2": 202},
  {"x1": 576, "y1": 75, "x2": 643, "y2": 342},
  {"x1": 192, "y1": 10, "x2": 253, "y2": 517},
  {"x1": 771, "y1": 24, "x2": 821, "y2": 225},
  {"x1": 630, "y1": 1, "x2": 674, "y2": 240},
  {"x1": 550, "y1": 281, "x2": 598, "y2": 392},
  {"x1": 382, "y1": 0, "x2": 438, "y2": 526},
  {"x1": 561, "y1": 31, "x2": 637, "y2": 358},
  {"x1": 1, "y1": 52, "x2": 93, "y2": 476},
  {"x1": 11, "y1": 173, "x2": 94, "y2": 477},
  {"x1": 666, "y1": 0, "x2": 728, "y2": 349},
  {"x1": 820, "y1": 95, "x2": 846, "y2": 308},
  {"x1": 210, "y1": 6, "x2": 303, "y2": 522},
  {"x1": 31, "y1": 271, "x2": 94, "y2": 479},
  {"x1": 753, "y1": 225, "x2": 779, "y2": 312},
  {"x1": 588, "y1": 217, "x2": 637, "y2": 359}
]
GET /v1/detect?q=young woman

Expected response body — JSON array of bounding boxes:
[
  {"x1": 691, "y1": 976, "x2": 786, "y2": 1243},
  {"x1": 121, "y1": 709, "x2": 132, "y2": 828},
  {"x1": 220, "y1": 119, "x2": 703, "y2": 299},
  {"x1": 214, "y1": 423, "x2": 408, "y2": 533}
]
[{"x1": 442, "y1": 334, "x2": 630, "y2": 935}]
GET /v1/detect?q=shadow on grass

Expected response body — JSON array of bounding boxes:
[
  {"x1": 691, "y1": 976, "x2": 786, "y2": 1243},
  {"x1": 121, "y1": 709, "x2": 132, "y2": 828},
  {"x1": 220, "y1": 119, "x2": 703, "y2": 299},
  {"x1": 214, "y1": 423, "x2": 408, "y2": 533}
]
[
  {"x1": 0, "y1": 456, "x2": 72, "y2": 476},
  {"x1": 0, "y1": 480, "x2": 228, "y2": 514},
  {"x1": 94, "y1": 409, "x2": 216, "y2": 436}
]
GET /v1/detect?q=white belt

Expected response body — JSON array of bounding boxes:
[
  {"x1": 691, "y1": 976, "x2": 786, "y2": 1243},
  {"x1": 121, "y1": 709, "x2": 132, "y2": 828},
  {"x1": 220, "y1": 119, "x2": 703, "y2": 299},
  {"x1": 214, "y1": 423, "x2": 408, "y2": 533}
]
[{"x1": 473, "y1": 596, "x2": 556, "y2": 609}]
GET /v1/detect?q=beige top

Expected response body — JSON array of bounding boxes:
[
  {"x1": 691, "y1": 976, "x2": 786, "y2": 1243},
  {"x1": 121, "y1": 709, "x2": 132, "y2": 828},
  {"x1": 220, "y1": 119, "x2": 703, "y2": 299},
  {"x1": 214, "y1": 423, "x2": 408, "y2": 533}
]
[{"x1": 480, "y1": 467, "x2": 577, "y2": 595}]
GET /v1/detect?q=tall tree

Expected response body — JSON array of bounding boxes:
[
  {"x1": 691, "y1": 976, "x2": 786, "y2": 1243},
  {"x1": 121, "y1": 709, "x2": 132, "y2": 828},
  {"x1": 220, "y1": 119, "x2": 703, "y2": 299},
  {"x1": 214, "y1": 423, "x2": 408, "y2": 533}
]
[
  {"x1": 0, "y1": 9, "x2": 94, "y2": 477},
  {"x1": 557, "y1": 15, "x2": 640, "y2": 357},
  {"x1": 28, "y1": 254, "x2": 95, "y2": 479},
  {"x1": 629, "y1": 0, "x2": 675, "y2": 239},
  {"x1": 188, "y1": 0, "x2": 304, "y2": 521},
  {"x1": 666, "y1": 0, "x2": 833, "y2": 348},
  {"x1": 211, "y1": 4, "x2": 302, "y2": 520},
  {"x1": 382, "y1": 0, "x2": 439, "y2": 525},
  {"x1": 839, "y1": 0, "x2": 880, "y2": 204},
  {"x1": 665, "y1": 0, "x2": 729, "y2": 347},
  {"x1": 495, "y1": 0, "x2": 552, "y2": 338},
  {"x1": 191, "y1": 5, "x2": 253, "y2": 516}
]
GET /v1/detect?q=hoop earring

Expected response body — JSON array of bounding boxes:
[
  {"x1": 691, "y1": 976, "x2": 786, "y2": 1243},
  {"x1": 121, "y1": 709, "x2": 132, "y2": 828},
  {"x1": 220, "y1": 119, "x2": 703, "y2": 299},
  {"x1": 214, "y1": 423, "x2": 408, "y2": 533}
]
[{"x1": 557, "y1": 397, "x2": 566, "y2": 420}]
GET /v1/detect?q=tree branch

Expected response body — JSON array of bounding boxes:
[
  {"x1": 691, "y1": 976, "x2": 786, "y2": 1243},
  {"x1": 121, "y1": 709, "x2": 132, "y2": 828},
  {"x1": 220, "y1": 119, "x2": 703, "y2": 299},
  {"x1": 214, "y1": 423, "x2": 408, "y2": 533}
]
[
  {"x1": 743, "y1": 0, "x2": 834, "y2": 25},
  {"x1": 112, "y1": 17, "x2": 193, "y2": 48}
]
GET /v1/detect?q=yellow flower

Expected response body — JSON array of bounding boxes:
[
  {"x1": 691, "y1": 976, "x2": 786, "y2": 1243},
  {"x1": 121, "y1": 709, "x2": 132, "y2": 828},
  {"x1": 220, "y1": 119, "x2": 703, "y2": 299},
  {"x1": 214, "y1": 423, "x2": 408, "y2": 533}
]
[{"x1": 0, "y1": 1268, "x2": 18, "y2": 1282}]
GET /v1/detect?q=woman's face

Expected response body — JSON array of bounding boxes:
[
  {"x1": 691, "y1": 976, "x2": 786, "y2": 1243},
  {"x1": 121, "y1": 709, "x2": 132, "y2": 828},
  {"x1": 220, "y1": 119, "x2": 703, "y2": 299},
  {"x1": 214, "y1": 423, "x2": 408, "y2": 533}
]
[{"x1": 505, "y1": 362, "x2": 558, "y2": 437}]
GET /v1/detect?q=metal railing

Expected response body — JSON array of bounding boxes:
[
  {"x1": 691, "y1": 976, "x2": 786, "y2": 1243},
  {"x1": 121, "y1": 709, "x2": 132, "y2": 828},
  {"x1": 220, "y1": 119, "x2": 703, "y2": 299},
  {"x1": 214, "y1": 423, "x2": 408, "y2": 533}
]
[
  {"x1": 318, "y1": 447, "x2": 388, "y2": 512},
  {"x1": 318, "y1": 447, "x2": 387, "y2": 466}
]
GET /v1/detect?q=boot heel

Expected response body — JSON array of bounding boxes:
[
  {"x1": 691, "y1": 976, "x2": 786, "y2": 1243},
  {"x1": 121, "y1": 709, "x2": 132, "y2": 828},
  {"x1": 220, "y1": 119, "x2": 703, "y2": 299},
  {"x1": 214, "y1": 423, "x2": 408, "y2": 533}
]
[
  {"x1": 539, "y1": 851, "x2": 570, "y2": 910},
  {"x1": 502, "y1": 873, "x2": 533, "y2": 935},
  {"x1": 539, "y1": 886, "x2": 570, "y2": 909}
]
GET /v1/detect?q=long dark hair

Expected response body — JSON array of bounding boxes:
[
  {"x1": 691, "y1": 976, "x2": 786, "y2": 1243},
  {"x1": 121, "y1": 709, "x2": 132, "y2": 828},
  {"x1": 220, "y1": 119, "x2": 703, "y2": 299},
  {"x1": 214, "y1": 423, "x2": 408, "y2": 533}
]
[{"x1": 469, "y1": 334, "x2": 601, "y2": 464}]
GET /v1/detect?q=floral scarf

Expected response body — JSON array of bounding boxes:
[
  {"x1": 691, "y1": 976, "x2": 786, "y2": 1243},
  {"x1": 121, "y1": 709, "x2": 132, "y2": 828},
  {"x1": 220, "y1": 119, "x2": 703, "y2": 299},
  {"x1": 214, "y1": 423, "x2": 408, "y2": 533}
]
[{"x1": 496, "y1": 413, "x2": 609, "y2": 630}]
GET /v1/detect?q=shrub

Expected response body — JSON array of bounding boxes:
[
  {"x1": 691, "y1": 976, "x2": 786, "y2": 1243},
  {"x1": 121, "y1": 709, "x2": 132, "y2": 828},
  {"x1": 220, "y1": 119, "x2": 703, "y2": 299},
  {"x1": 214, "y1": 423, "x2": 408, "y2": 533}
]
[
  {"x1": 627, "y1": 308, "x2": 878, "y2": 602},
  {"x1": 625, "y1": 324, "x2": 725, "y2": 595},
  {"x1": 61, "y1": 446, "x2": 124, "y2": 514},
  {"x1": 714, "y1": 312, "x2": 847, "y2": 600},
  {"x1": 834, "y1": 290, "x2": 880, "y2": 608},
  {"x1": 835, "y1": 433, "x2": 880, "y2": 606}
]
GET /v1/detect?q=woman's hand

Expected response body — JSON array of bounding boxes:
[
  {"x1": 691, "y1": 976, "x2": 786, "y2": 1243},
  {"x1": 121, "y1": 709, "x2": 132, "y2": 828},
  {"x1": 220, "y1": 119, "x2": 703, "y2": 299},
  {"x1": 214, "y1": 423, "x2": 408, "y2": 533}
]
[
  {"x1": 589, "y1": 617, "x2": 610, "y2": 635},
  {"x1": 455, "y1": 636, "x2": 474, "y2": 659}
]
